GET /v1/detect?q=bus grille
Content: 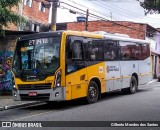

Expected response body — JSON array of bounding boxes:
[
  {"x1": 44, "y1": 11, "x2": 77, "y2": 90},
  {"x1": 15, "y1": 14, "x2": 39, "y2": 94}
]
[
  {"x1": 18, "y1": 83, "x2": 52, "y2": 90},
  {"x1": 20, "y1": 94, "x2": 50, "y2": 101}
]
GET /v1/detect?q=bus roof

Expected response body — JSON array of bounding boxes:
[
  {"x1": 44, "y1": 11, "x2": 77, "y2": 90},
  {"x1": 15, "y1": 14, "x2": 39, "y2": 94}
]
[
  {"x1": 103, "y1": 35, "x2": 148, "y2": 44},
  {"x1": 18, "y1": 31, "x2": 63, "y2": 41},
  {"x1": 64, "y1": 30, "x2": 149, "y2": 44},
  {"x1": 18, "y1": 30, "x2": 149, "y2": 44}
]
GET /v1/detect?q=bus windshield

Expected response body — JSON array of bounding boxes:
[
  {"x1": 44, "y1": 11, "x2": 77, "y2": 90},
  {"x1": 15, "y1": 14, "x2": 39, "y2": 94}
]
[{"x1": 12, "y1": 36, "x2": 60, "y2": 76}]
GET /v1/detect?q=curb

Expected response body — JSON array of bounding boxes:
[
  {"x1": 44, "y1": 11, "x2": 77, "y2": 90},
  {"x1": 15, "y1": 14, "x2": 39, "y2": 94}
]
[
  {"x1": 0, "y1": 101, "x2": 43, "y2": 111},
  {"x1": 0, "y1": 107, "x2": 4, "y2": 111},
  {"x1": 147, "y1": 79, "x2": 158, "y2": 85}
]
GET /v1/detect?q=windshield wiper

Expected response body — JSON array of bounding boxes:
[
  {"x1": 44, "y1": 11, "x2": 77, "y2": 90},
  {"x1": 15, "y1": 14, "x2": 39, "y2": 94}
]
[
  {"x1": 33, "y1": 59, "x2": 47, "y2": 76},
  {"x1": 20, "y1": 61, "x2": 28, "y2": 77}
]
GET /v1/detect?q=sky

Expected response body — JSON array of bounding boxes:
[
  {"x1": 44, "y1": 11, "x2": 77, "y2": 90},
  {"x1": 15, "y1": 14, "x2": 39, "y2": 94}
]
[{"x1": 50, "y1": 0, "x2": 160, "y2": 28}]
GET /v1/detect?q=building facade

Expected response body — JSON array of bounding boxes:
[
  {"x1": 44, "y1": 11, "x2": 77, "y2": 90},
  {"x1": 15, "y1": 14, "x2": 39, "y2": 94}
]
[{"x1": 6, "y1": 0, "x2": 50, "y2": 32}]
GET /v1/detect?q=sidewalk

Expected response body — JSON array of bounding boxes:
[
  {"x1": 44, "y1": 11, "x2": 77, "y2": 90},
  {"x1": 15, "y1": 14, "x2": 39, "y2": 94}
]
[{"x1": 0, "y1": 95, "x2": 41, "y2": 111}]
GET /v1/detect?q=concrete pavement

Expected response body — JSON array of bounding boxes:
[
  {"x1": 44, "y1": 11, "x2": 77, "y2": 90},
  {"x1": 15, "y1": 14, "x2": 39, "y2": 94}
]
[{"x1": 0, "y1": 95, "x2": 40, "y2": 111}]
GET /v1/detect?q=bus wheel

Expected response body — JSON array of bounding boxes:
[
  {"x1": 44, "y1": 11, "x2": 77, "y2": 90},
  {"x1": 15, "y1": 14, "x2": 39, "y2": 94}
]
[
  {"x1": 129, "y1": 76, "x2": 138, "y2": 94},
  {"x1": 122, "y1": 76, "x2": 138, "y2": 94},
  {"x1": 87, "y1": 81, "x2": 99, "y2": 104}
]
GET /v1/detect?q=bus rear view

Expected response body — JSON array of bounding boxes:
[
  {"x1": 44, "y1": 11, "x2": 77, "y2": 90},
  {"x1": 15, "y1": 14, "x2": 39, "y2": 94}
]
[{"x1": 12, "y1": 31, "x2": 65, "y2": 101}]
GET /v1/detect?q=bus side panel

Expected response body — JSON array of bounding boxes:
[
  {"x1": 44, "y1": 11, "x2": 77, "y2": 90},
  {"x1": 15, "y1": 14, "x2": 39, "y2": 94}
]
[
  {"x1": 139, "y1": 57, "x2": 152, "y2": 85},
  {"x1": 66, "y1": 68, "x2": 88, "y2": 100},
  {"x1": 65, "y1": 62, "x2": 106, "y2": 100},
  {"x1": 65, "y1": 85, "x2": 72, "y2": 101},
  {"x1": 120, "y1": 61, "x2": 139, "y2": 89},
  {"x1": 105, "y1": 61, "x2": 121, "y2": 91},
  {"x1": 86, "y1": 62, "x2": 106, "y2": 93}
]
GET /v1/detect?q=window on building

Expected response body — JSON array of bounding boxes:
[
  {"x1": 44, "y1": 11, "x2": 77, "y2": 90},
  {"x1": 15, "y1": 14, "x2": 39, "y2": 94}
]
[
  {"x1": 31, "y1": 23, "x2": 40, "y2": 32},
  {"x1": 39, "y1": 2, "x2": 46, "y2": 12},
  {"x1": 36, "y1": 25, "x2": 40, "y2": 32},
  {"x1": 24, "y1": 0, "x2": 32, "y2": 7}
]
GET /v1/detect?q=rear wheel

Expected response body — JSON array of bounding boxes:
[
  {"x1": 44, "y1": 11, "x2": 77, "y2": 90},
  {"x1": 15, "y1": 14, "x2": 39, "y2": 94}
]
[
  {"x1": 87, "y1": 81, "x2": 99, "y2": 104},
  {"x1": 122, "y1": 76, "x2": 138, "y2": 94}
]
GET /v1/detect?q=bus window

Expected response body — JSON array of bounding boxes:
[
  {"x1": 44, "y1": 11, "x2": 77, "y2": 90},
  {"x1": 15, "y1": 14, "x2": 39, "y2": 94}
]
[
  {"x1": 83, "y1": 38, "x2": 104, "y2": 61},
  {"x1": 66, "y1": 36, "x2": 84, "y2": 74},
  {"x1": 104, "y1": 40, "x2": 119, "y2": 61},
  {"x1": 120, "y1": 41, "x2": 132, "y2": 60},
  {"x1": 66, "y1": 37, "x2": 83, "y2": 60},
  {"x1": 89, "y1": 39, "x2": 104, "y2": 60},
  {"x1": 134, "y1": 43, "x2": 142, "y2": 60},
  {"x1": 141, "y1": 44, "x2": 150, "y2": 60}
]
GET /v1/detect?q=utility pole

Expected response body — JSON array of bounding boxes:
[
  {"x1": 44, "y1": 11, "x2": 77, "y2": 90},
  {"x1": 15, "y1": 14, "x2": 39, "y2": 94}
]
[
  {"x1": 85, "y1": 9, "x2": 89, "y2": 31},
  {"x1": 49, "y1": 0, "x2": 59, "y2": 31},
  {"x1": 110, "y1": 12, "x2": 112, "y2": 21}
]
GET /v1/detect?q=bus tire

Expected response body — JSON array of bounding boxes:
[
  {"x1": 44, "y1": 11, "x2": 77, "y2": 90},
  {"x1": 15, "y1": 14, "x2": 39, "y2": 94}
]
[
  {"x1": 87, "y1": 81, "x2": 99, "y2": 104},
  {"x1": 122, "y1": 76, "x2": 138, "y2": 94}
]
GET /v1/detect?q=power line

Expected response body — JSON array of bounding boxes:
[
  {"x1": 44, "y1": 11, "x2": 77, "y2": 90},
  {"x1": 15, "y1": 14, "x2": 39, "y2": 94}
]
[
  {"x1": 65, "y1": 0, "x2": 160, "y2": 32},
  {"x1": 58, "y1": 1, "x2": 159, "y2": 37},
  {"x1": 92, "y1": 1, "x2": 160, "y2": 25},
  {"x1": 67, "y1": 0, "x2": 160, "y2": 24},
  {"x1": 88, "y1": 0, "x2": 137, "y2": 2},
  {"x1": 100, "y1": 1, "x2": 160, "y2": 23},
  {"x1": 92, "y1": 1, "x2": 139, "y2": 21}
]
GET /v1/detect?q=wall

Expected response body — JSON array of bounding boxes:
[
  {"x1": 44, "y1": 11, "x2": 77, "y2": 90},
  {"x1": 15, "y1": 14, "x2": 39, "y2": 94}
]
[
  {"x1": 0, "y1": 51, "x2": 13, "y2": 94},
  {"x1": 67, "y1": 21, "x2": 146, "y2": 39},
  {"x1": 0, "y1": 35, "x2": 18, "y2": 95},
  {"x1": 23, "y1": 0, "x2": 49, "y2": 24},
  {"x1": 6, "y1": 0, "x2": 50, "y2": 32}
]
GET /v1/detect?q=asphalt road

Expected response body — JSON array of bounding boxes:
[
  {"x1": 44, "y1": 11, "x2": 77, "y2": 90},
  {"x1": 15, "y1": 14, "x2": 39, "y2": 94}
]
[{"x1": 1, "y1": 82, "x2": 160, "y2": 130}]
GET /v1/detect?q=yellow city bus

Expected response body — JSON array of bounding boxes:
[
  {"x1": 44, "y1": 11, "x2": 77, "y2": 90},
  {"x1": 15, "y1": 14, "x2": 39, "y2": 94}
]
[{"x1": 12, "y1": 30, "x2": 152, "y2": 103}]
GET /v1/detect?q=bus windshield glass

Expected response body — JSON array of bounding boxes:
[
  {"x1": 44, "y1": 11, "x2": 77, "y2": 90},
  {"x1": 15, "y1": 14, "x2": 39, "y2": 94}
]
[{"x1": 12, "y1": 36, "x2": 60, "y2": 76}]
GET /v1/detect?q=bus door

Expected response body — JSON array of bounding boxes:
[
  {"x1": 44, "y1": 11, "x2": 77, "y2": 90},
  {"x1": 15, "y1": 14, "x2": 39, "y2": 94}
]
[
  {"x1": 106, "y1": 62, "x2": 121, "y2": 91},
  {"x1": 104, "y1": 40, "x2": 121, "y2": 91},
  {"x1": 65, "y1": 36, "x2": 88, "y2": 100}
]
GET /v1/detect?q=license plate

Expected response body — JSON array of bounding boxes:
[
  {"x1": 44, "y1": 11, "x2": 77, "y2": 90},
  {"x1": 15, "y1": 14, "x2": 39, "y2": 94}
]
[{"x1": 28, "y1": 92, "x2": 37, "y2": 96}]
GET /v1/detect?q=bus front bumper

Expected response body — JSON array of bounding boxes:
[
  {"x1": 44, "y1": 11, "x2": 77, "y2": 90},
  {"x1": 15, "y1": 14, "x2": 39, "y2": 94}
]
[{"x1": 12, "y1": 87, "x2": 66, "y2": 101}]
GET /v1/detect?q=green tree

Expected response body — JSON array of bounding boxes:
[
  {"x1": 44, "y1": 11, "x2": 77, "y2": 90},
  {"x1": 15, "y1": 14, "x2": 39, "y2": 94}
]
[
  {"x1": 140, "y1": 0, "x2": 160, "y2": 15},
  {"x1": 0, "y1": 0, "x2": 24, "y2": 35}
]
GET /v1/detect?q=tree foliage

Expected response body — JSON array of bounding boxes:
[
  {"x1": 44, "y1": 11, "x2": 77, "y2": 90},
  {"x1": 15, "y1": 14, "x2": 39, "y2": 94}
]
[
  {"x1": 0, "y1": 0, "x2": 24, "y2": 35},
  {"x1": 140, "y1": 0, "x2": 160, "y2": 15}
]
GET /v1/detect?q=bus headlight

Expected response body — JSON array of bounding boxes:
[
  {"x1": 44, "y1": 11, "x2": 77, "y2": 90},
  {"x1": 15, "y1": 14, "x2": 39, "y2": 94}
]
[
  {"x1": 12, "y1": 76, "x2": 17, "y2": 91},
  {"x1": 54, "y1": 70, "x2": 61, "y2": 87},
  {"x1": 13, "y1": 85, "x2": 17, "y2": 91}
]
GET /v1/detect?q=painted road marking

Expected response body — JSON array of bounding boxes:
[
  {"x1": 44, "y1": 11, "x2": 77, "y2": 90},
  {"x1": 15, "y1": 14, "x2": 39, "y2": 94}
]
[{"x1": 13, "y1": 110, "x2": 56, "y2": 121}]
